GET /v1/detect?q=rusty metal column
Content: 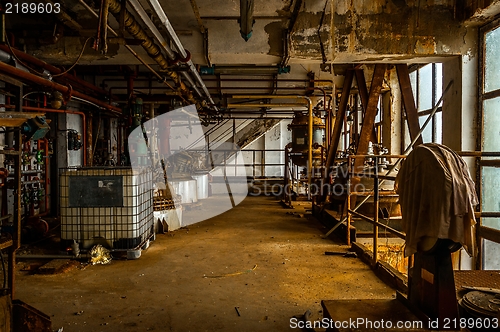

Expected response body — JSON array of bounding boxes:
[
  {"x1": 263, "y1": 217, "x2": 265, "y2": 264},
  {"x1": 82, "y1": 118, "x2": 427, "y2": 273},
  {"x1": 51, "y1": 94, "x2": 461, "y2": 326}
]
[
  {"x1": 321, "y1": 69, "x2": 354, "y2": 200},
  {"x1": 354, "y1": 69, "x2": 377, "y2": 143},
  {"x1": 350, "y1": 64, "x2": 386, "y2": 216},
  {"x1": 373, "y1": 157, "x2": 379, "y2": 266},
  {"x1": 307, "y1": 97, "x2": 313, "y2": 199}
]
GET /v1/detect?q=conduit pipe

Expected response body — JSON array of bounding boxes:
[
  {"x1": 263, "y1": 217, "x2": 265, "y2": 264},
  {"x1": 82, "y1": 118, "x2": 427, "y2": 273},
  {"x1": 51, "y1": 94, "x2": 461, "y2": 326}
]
[
  {"x1": 0, "y1": 61, "x2": 121, "y2": 114},
  {"x1": 101, "y1": 0, "x2": 203, "y2": 109},
  {"x1": 230, "y1": 95, "x2": 313, "y2": 199},
  {"x1": 127, "y1": 0, "x2": 203, "y2": 99},
  {"x1": 146, "y1": 0, "x2": 218, "y2": 111},
  {"x1": 77, "y1": 0, "x2": 192, "y2": 107},
  {"x1": 0, "y1": 45, "x2": 111, "y2": 98},
  {"x1": 23, "y1": 106, "x2": 87, "y2": 166}
]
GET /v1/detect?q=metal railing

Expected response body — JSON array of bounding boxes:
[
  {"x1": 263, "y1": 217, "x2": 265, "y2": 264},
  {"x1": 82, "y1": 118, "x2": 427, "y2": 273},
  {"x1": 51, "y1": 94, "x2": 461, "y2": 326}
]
[
  {"x1": 169, "y1": 148, "x2": 286, "y2": 179},
  {"x1": 346, "y1": 151, "x2": 500, "y2": 272},
  {"x1": 346, "y1": 154, "x2": 407, "y2": 269}
]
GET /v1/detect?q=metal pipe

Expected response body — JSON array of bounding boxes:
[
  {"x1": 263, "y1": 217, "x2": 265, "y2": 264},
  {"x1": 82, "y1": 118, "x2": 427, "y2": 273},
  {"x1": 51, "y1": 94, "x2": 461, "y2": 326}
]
[
  {"x1": 127, "y1": 0, "x2": 204, "y2": 98},
  {"x1": 227, "y1": 103, "x2": 308, "y2": 108},
  {"x1": 146, "y1": 0, "x2": 218, "y2": 111},
  {"x1": 102, "y1": 0, "x2": 204, "y2": 108},
  {"x1": 0, "y1": 45, "x2": 112, "y2": 98},
  {"x1": 0, "y1": 61, "x2": 121, "y2": 114},
  {"x1": 78, "y1": 0, "x2": 184, "y2": 101},
  {"x1": 23, "y1": 106, "x2": 87, "y2": 166}
]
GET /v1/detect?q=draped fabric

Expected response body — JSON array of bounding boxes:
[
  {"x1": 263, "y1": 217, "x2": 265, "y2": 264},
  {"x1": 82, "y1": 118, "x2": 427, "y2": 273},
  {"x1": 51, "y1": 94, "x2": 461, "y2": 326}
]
[{"x1": 395, "y1": 143, "x2": 478, "y2": 257}]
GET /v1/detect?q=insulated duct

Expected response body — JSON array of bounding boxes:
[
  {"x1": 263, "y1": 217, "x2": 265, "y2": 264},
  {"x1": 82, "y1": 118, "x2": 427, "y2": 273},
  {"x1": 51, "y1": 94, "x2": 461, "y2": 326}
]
[
  {"x1": 106, "y1": 0, "x2": 201, "y2": 109},
  {"x1": 127, "y1": 0, "x2": 202, "y2": 98}
]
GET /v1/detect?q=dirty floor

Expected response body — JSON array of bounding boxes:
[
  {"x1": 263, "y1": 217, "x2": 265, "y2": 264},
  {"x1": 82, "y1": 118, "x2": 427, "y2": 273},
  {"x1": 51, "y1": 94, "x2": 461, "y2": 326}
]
[{"x1": 15, "y1": 195, "x2": 394, "y2": 332}]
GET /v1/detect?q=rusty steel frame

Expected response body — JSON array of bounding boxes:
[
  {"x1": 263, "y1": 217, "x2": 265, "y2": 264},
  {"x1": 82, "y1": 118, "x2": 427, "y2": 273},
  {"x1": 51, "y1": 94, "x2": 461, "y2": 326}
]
[
  {"x1": 354, "y1": 69, "x2": 377, "y2": 143},
  {"x1": 396, "y1": 64, "x2": 423, "y2": 147},
  {"x1": 348, "y1": 64, "x2": 387, "y2": 227},
  {"x1": 320, "y1": 69, "x2": 354, "y2": 202}
]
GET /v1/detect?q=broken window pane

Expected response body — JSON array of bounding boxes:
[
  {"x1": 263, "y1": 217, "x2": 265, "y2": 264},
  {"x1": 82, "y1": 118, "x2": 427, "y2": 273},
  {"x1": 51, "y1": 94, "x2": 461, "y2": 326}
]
[{"x1": 485, "y1": 25, "x2": 500, "y2": 93}]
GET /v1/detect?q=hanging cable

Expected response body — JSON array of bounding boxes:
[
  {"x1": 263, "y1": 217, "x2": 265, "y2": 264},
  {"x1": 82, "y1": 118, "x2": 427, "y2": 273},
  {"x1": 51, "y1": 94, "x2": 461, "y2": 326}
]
[
  {"x1": 52, "y1": 37, "x2": 93, "y2": 77},
  {"x1": 4, "y1": 31, "x2": 92, "y2": 79}
]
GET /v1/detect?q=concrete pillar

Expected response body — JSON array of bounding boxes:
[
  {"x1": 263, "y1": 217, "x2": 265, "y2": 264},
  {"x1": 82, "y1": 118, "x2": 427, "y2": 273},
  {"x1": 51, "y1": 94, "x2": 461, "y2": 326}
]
[
  {"x1": 383, "y1": 67, "x2": 402, "y2": 159},
  {"x1": 442, "y1": 28, "x2": 479, "y2": 271},
  {"x1": 57, "y1": 112, "x2": 84, "y2": 168}
]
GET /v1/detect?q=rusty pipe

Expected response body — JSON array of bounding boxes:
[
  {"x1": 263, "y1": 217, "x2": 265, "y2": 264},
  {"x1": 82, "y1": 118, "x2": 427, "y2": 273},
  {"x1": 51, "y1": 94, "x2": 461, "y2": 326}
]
[
  {"x1": 0, "y1": 45, "x2": 112, "y2": 98},
  {"x1": 104, "y1": 0, "x2": 201, "y2": 109},
  {"x1": 23, "y1": 106, "x2": 87, "y2": 166},
  {"x1": 78, "y1": 0, "x2": 201, "y2": 109},
  {"x1": 0, "y1": 61, "x2": 121, "y2": 114}
]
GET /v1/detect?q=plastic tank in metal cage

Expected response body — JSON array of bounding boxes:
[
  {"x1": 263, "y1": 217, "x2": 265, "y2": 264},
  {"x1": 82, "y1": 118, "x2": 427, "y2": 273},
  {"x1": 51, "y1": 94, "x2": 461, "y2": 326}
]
[{"x1": 59, "y1": 167, "x2": 153, "y2": 251}]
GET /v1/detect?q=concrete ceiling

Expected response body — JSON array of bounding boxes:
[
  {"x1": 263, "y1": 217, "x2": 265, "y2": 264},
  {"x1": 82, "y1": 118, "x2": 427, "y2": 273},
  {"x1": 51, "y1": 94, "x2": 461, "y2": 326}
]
[
  {"x1": 7, "y1": 0, "x2": 491, "y2": 70},
  {"x1": 3, "y1": 0, "x2": 500, "y2": 114}
]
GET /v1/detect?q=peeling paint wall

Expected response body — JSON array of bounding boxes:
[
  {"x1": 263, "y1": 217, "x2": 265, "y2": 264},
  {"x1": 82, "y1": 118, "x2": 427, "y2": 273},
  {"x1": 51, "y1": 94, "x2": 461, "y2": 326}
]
[{"x1": 289, "y1": 0, "x2": 472, "y2": 62}]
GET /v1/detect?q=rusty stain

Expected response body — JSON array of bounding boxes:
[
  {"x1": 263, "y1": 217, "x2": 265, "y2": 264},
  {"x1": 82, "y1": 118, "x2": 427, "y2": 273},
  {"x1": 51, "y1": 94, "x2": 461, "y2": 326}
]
[
  {"x1": 414, "y1": 37, "x2": 437, "y2": 54},
  {"x1": 332, "y1": 0, "x2": 464, "y2": 58}
]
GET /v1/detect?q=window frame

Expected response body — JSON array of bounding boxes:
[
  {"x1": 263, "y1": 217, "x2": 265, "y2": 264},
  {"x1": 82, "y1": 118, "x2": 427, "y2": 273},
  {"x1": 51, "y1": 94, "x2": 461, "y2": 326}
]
[
  {"x1": 478, "y1": 16, "x2": 500, "y2": 270},
  {"x1": 402, "y1": 63, "x2": 443, "y2": 148}
]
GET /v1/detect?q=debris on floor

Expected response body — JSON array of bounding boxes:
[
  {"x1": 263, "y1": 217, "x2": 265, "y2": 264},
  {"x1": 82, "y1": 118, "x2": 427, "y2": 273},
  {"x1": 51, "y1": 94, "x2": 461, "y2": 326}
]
[
  {"x1": 324, "y1": 251, "x2": 358, "y2": 258},
  {"x1": 203, "y1": 264, "x2": 257, "y2": 278},
  {"x1": 89, "y1": 245, "x2": 112, "y2": 265}
]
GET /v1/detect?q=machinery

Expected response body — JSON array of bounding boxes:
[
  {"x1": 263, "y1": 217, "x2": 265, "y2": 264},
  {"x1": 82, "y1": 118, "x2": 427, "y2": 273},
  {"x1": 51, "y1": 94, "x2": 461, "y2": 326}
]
[{"x1": 283, "y1": 111, "x2": 326, "y2": 202}]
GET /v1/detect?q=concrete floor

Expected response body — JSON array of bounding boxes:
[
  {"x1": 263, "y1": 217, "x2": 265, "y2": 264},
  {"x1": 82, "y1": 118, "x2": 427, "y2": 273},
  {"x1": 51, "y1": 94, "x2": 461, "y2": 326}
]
[{"x1": 15, "y1": 196, "x2": 394, "y2": 332}]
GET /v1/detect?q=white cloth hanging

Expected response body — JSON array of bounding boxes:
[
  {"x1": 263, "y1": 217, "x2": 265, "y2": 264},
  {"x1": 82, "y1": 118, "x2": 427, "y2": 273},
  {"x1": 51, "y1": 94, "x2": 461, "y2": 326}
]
[{"x1": 395, "y1": 143, "x2": 477, "y2": 257}]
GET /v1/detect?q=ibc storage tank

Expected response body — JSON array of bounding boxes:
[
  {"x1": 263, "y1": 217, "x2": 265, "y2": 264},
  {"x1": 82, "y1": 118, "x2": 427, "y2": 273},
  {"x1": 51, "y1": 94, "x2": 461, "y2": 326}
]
[
  {"x1": 59, "y1": 167, "x2": 153, "y2": 250},
  {"x1": 287, "y1": 112, "x2": 325, "y2": 166}
]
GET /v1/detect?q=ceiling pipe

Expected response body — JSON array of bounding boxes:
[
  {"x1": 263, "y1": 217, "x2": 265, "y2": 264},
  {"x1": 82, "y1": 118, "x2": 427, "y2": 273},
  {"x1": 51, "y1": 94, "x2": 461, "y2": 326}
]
[
  {"x1": 0, "y1": 45, "x2": 112, "y2": 98},
  {"x1": 146, "y1": 0, "x2": 218, "y2": 112},
  {"x1": 280, "y1": 0, "x2": 303, "y2": 67},
  {"x1": 0, "y1": 61, "x2": 121, "y2": 114},
  {"x1": 95, "y1": 0, "x2": 202, "y2": 109},
  {"x1": 127, "y1": 0, "x2": 203, "y2": 99},
  {"x1": 240, "y1": 0, "x2": 255, "y2": 41},
  {"x1": 200, "y1": 65, "x2": 290, "y2": 75},
  {"x1": 187, "y1": 0, "x2": 211, "y2": 67}
]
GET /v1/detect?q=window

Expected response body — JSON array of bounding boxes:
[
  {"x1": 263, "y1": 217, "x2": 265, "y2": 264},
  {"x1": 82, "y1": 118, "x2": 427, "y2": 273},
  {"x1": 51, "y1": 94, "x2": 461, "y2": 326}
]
[
  {"x1": 479, "y1": 18, "x2": 500, "y2": 270},
  {"x1": 403, "y1": 63, "x2": 443, "y2": 146}
]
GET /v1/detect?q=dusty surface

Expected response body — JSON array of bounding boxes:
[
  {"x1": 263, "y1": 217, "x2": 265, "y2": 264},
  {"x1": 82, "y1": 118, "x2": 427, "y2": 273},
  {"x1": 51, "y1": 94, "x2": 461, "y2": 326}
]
[{"x1": 15, "y1": 196, "x2": 394, "y2": 331}]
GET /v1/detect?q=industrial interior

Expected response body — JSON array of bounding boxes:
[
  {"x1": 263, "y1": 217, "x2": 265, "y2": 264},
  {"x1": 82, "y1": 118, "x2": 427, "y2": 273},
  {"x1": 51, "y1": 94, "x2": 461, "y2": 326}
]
[{"x1": 1, "y1": 0, "x2": 500, "y2": 331}]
